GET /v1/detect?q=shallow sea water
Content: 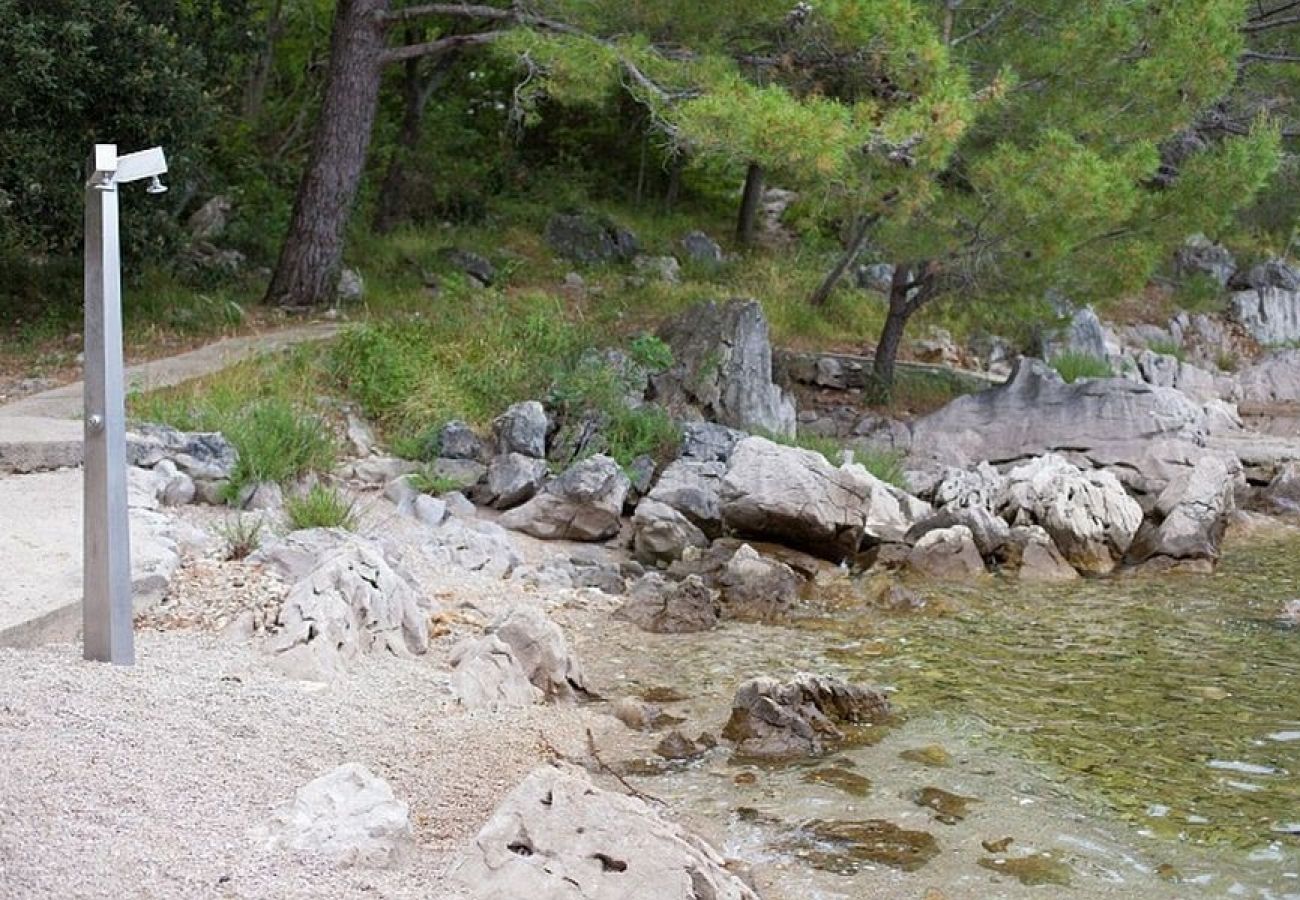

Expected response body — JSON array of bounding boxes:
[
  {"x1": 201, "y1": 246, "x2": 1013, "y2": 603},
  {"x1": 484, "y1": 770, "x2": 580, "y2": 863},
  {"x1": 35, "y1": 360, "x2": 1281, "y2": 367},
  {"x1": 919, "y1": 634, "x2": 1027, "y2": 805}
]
[{"x1": 576, "y1": 534, "x2": 1300, "y2": 899}]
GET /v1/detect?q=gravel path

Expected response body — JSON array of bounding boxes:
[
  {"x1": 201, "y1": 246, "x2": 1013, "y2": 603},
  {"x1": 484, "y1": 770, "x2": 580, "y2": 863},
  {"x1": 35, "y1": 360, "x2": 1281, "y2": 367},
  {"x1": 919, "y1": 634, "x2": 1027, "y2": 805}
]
[{"x1": 0, "y1": 629, "x2": 598, "y2": 898}]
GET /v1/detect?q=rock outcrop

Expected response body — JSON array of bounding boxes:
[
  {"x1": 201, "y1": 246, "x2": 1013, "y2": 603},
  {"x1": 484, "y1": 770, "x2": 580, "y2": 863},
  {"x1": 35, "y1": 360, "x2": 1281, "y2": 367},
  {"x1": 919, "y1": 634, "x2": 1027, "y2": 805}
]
[
  {"x1": 652, "y1": 299, "x2": 796, "y2": 437},
  {"x1": 501, "y1": 455, "x2": 629, "y2": 541},
  {"x1": 253, "y1": 763, "x2": 412, "y2": 867},
  {"x1": 646, "y1": 458, "x2": 727, "y2": 538},
  {"x1": 909, "y1": 358, "x2": 1207, "y2": 494},
  {"x1": 545, "y1": 212, "x2": 638, "y2": 265},
  {"x1": 716, "y1": 543, "x2": 802, "y2": 622},
  {"x1": 616, "y1": 574, "x2": 719, "y2": 633},
  {"x1": 492, "y1": 401, "x2": 549, "y2": 459},
  {"x1": 449, "y1": 765, "x2": 759, "y2": 900},
  {"x1": 905, "y1": 525, "x2": 986, "y2": 579},
  {"x1": 450, "y1": 606, "x2": 588, "y2": 709},
  {"x1": 485, "y1": 453, "x2": 548, "y2": 510},
  {"x1": 1128, "y1": 455, "x2": 1236, "y2": 567},
  {"x1": 630, "y1": 498, "x2": 709, "y2": 565},
  {"x1": 1229, "y1": 286, "x2": 1300, "y2": 346},
  {"x1": 722, "y1": 673, "x2": 890, "y2": 759}
]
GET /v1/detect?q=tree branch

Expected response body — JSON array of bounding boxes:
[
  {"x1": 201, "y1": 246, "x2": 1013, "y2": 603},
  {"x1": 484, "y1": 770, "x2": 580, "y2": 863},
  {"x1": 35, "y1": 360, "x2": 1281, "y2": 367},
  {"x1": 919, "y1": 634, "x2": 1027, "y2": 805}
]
[
  {"x1": 1247, "y1": 0, "x2": 1300, "y2": 23},
  {"x1": 380, "y1": 30, "x2": 504, "y2": 65},
  {"x1": 952, "y1": 3, "x2": 1013, "y2": 47},
  {"x1": 1242, "y1": 13, "x2": 1300, "y2": 30},
  {"x1": 1241, "y1": 49, "x2": 1300, "y2": 63}
]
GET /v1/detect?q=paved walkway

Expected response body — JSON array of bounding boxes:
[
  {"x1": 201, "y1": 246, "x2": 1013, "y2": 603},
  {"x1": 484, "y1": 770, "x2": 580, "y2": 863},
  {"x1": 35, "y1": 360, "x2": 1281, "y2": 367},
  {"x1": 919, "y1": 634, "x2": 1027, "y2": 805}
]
[{"x1": 0, "y1": 322, "x2": 339, "y2": 646}]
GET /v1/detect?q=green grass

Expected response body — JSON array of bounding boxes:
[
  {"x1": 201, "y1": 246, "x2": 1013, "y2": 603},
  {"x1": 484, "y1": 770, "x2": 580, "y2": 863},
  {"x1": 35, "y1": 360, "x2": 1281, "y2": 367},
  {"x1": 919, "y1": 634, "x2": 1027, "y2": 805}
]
[
  {"x1": 760, "y1": 429, "x2": 910, "y2": 490},
  {"x1": 1171, "y1": 272, "x2": 1227, "y2": 315},
  {"x1": 1050, "y1": 351, "x2": 1113, "y2": 383},
  {"x1": 284, "y1": 483, "x2": 359, "y2": 531},
  {"x1": 1146, "y1": 338, "x2": 1186, "y2": 361},
  {"x1": 214, "y1": 514, "x2": 264, "y2": 560},
  {"x1": 407, "y1": 468, "x2": 465, "y2": 496}
]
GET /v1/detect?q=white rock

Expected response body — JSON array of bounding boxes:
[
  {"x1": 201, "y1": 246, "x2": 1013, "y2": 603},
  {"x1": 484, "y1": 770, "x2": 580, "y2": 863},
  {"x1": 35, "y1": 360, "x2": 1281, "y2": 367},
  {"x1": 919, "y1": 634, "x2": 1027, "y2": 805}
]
[
  {"x1": 450, "y1": 606, "x2": 586, "y2": 709},
  {"x1": 254, "y1": 763, "x2": 411, "y2": 867}
]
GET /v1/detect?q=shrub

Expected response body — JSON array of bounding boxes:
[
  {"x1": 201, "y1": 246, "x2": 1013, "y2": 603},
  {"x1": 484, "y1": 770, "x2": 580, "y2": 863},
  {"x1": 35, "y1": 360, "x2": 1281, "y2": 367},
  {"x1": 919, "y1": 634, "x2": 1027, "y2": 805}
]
[
  {"x1": 1050, "y1": 351, "x2": 1113, "y2": 383},
  {"x1": 214, "y1": 514, "x2": 264, "y2": 561},
  {"x1": 628, "y1": 333, "x2": 674, "y2": 372},
  {"x1": 284, "y1": 484, "x2": 358, "y2": 531},
  {"x1": 224, "y1": 400, "x2": 337, "y2": 499}
]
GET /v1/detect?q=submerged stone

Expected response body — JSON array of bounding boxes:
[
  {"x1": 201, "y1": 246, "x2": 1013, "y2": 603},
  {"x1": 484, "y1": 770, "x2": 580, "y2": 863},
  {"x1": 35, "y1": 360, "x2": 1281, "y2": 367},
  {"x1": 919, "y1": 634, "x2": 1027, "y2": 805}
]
[
  {"x1": 900, "y1": 744, "x2": 952, "y2": 768},
  {"x1": 913, "y1": 786, "x2": 977, "y2": 824},
  {"x1": 800, "y1": 767, "x2": 873, "y2": 797},
  {"x1": 790, "y1": 819, "x2": 939, "y2": 874},
  {"x1": 978, "y1": 852, "x2": 1072, "y2": 886}
]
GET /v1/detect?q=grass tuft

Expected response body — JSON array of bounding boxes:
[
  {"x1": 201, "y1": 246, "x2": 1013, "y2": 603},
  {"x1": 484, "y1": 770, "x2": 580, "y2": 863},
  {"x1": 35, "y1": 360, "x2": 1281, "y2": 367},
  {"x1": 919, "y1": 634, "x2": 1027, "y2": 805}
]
[
  {"x1": 1050, "y1": 351, "x2": 1113, "y2": 383},
  {"x1": 284, "y1": 484, "x2": 359, "y2": 531}
]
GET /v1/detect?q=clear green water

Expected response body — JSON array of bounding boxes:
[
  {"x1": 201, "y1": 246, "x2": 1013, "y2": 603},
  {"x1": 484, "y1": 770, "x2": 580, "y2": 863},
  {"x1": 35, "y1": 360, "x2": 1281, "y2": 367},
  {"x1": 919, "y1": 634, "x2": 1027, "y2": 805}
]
[{"x1": 817, "y1": 536, "x2": 1298, "y2": 851}]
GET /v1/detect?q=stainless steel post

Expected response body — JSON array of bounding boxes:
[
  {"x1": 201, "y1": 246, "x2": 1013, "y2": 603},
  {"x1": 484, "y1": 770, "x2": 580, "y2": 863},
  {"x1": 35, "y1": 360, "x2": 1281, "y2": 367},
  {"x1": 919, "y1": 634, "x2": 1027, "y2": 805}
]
[{"x1": 83, "y1": 144, "x2": 133, "y2": 664}]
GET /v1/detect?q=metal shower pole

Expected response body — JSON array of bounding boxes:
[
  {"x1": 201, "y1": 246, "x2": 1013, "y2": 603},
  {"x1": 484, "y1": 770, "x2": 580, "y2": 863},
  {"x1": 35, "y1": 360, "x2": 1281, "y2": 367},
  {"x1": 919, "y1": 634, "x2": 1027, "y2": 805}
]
[{"x1": 83, "y1": 143, "x2": 167, "y2": 665}]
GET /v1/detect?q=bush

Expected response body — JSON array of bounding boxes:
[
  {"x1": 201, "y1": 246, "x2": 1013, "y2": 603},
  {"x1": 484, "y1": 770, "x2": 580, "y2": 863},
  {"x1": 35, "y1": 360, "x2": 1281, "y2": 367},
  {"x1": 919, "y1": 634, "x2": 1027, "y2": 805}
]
[
  {"x1": 223, "y1": 400, "x2": 336, "y2": 499},
  {"x1": 1051, "y1": 351, "x2": 1113, "y2": 383},
  {"x1": 284, "y1": 484, "x2": 358, "y2": 531}
]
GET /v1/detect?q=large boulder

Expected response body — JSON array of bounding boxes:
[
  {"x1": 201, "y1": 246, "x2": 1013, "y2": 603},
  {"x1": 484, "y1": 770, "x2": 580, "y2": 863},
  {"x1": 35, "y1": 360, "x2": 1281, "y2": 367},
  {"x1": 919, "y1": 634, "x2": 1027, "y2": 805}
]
[
  {"x1": 646, "y1": 458, "x2": 727, "y2": 537},
  {"x1": 722, "y1": 673, "x2": 890, "y2": 760},
  {"x1": 449, "y1": 765, "x2": 759, "y2": 900},
  {"x1": 438, "y1": 420, "x2": 486, "y2": 461},
  {"x1": 680, "y1": 421, "x2": 746, "y2": 463},
  {"x1": 716, "y1": 543, "x2": 802, "y2": 622},
  {"x1": 426, "y1": 517, "x2": 521, "y2": 578},
  {"x1": 500, "y1": 455, "x2": 630, "y2": 541},
  {"x1": 616, "y1": 574, "x2": 719, "y2": 634},
  {"x1": 1174, "y1": 234, "x2": 1237, "y2": 287},
  {"x1": 1228, "y1": 258, "x2": 1300, "y2": 293},
  {"x1": 1128, "y1": 455, "x2": 1236, "y2": 566},
  {"x1": 1228, "y1": 287, "x2": 1300, "y2": 346},
  {"x1": 909, "y1": 357, "x2": 1208, "y2": 494},
  {"x1": 721, "y1": 437, "x2": 909, "y2": 560},
  {"x1": 1003, "y1": 525, "x2": 1079, "y2": 582},
  {"x1": 905, "y1": 525, "x2": 986, "y2": 579},
  {"x1": 630, "y1": 498, "x2": 708, "y2": 565},
  {"x1": 651, "y1": 299, "x2": 796, "y2": 437},
  {"x1": 545, "y1": 213, "x2": 638, "y2": 265},
  {"x1": 265, "y1": 534, "x2": 431, "y2": 680},
  {"x1": 128, "y1": 423, "x2": 237, "y2": 483},
  {"x1": 450, "y1": 606, "x2": 588, "y2": 709},
  {"x1": 253, "y1": 763, "x2": 412, "y2": 867},
  {"x1": 1237, "y1": 350, "x2": 1300, "y2": 405},
  {"x1": 493, "y1": 401, "x2": 549, "y2": 458},
  {"x1": 485, "y1": 453, "x2": 548, "y2": 510},
  {"x1": 999, "y1": 455, "x2": 1143, "y2": 575},
  {"x1": 1042, "y1": 306, "x2": 1112, "y2": 361}
]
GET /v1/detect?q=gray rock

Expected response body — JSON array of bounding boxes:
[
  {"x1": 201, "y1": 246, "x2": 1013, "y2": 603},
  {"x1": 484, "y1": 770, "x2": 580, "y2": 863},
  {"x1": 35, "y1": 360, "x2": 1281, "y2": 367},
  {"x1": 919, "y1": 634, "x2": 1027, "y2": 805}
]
[
  {"x1": 486, "y1": 453, "x2": 548, "y2": 510},
  {"x1": 1005, "y1": 525, "x2": 1079, "y2": 581},
  {"x1": 443, "y1": 490, "x2": 477, "y2": 519},
  {"x1": 1042, "y1": 305, "x2": 1111, "y2": 361},
  {"x1": 1000, "y1": 454, "x2": 1143, "y2": 575},
  {"x1": 492, "y1": 401, "x2": 549, "y2": 458},
  {"x1": 646, "y1": 458, "x2": 727, "y2": 537},
  {"x1": 343, "y1": 455, "x2": 418, "y2": 485},
  {"x1": 345, "y1": 413, "x2": 377, "y2": 457},
  {"x1": 449, "y1": 765, "x2": 759, "y2": 900},
  {"x1": 720, "y1": 436, "x2": 890, "y2": 560},
  {"x1": 1263, "y1": 463, "x2": 1300, "y2": 515},
  {"x1": 450, "y1": 606, "x2": 587, "y2": 708},
  {"x1": 856, "y1": 262, "x2": 895, "y2": 293},
  {"x1": 186, "y1": 195, "x2": 232, "y2": 242},
  {"x1": 631, "y1": 498, "x2": 708, "y2": 565},
  {"x1": 905, "y1": 504, "x2": 1009, "y2": 557},
  {"x1": 652, "y1": 299, "x2": 796, "y2": 438},
  {"x1": 239, "y1": 481, "x2": 284, "y2": 512},
  {"x1": 425, "y1": 457, "x2": 487, "y2": 492},
  {"x1": 680, "y1": 421, "x2": 746, "y2": 463},
  {"x1": 1229, "y1": 288, "x2": 1300, "y2": 346},
  {"x1": 1228, "y1": 258, "x2": 1299, "y2": 292},
  {"x1": 500, "y1": 455, "x2": 629, "y2": 541},
  {"x1": 1238, "y1": 350, "x2": 1300, "y2": 405},
  {"x1": 269, "y1": 536, "x2": 431, "y2": 680},
  {"x1": 128, "y1": 423, "x2": 237, "y2": 482},
  {"x1": 253, "y1": 763, "x2": 412, "y2": 867},
  {"x1": 426, "y1": 518, "x2": 520, "y2": 578},
  {"x1": 1174, "y1": 234, "x2": 1236, "y2": 287},
  {"x1": 909, "y1": 357, "x2": 1208, "y2": 495},
  {"x1": 1129, "y1": 455, "x2": 1235, "y2": 564},
  {"x1": 906, "y1": 525, "x2": 986, "y2": 579},
  {"x1": 438, "y1": 247, "x2": 495, "y2": 286},
  {"x1": 625, "y1": 454, "x2": 656, "y2": 500},
  {"x1": 680, "y1": 230, "x2": 724, "y2": 266},
  {"x1": 632, "y1": 254, "x2": 682, "y2": 284},
  {"x1": 545, "y1": 213, "x2": 638, "y2": 265},
  {"x1": 412, "y1": 494, "x2": 448, "y2": 528},
  {"x1": 547, "y1": 412, "x2": 609, "y2": 469},
  {"x1": 716, "y1": 543, "x2": 801, "y2": 622},
  {"x1": 616, "y1": 574, "x2": 719, "y2": 633},
  {"x1": 336, "y1": 268, "x2": 365, "y2": 304},
  {"x1": 722, "y1": 673, "x2": 890, "y2": 760},
  {"x1": 931, "y1": 462, "x2": 1007, "y2": 511},
  {"x1": 438, "y1": 420, "x2": 485, "y2": 461}
]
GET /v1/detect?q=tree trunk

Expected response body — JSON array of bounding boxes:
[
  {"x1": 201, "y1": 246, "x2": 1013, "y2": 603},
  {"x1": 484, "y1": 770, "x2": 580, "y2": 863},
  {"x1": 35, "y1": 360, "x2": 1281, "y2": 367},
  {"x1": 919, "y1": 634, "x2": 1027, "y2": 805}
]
[
  {"x1": 871, "y1": 263, "x2": 937, "y2": 394},
  {"x1": 664, "y1": 154, "x2": 684, "y2": 210},
  {"x1": 243, "y1": 0, "x2": 285, "y2": 122},
  {"x1": 373, "y1": 46, "x2": 455, "y2": 233},
  {"x1": 266, "y1": 0, "x2": 389, "y2": 309},
  {"x1": 735, "y1": 162, "x2": 765, "y2": 246},
  {"x1": 808, "y1": 214, "x2": 873, "y2": 307}
]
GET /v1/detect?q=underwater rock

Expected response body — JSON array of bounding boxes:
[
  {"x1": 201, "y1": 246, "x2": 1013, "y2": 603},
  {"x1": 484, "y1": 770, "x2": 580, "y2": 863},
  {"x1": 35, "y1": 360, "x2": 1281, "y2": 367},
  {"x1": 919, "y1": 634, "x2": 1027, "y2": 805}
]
[
  {"x1": 722, "y1": 673, "x2": 890, "y2": 759},
  {"x1": 789, "y1": 819, "x2": 939, "y2": 874}
]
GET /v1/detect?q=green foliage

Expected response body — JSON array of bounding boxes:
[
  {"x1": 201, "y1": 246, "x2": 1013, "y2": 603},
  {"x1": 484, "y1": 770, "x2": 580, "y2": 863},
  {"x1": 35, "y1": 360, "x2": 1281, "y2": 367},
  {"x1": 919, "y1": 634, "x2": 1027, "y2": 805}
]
[
  {"x1": 224, "y1": 401, "x2": 336, "y2": 497},
  {"x1": 1051, "y1": 352, "x2": 1114, "y2": 383},
  {"x1": 628, "y1": 334, "x2": 674, "y2": 372},
  {"x1": 602, "y1": 405, "x2": 682, "y2": 469},
  {"x1": 284, "y1": 484, "x2": 359, "y2": 531},
  {"x1": 214, "y1": 514, "x2": 264, "y2": 561},
  {"x1": 407, "y1": 469, "x2": 465, "y2": 496},
  {"x1": 1146, "y1": 338, "x2": 1186, "y2": 362},
  {"x1": 1172, "y1": 273, "x2": 1228, "y2": 315}
]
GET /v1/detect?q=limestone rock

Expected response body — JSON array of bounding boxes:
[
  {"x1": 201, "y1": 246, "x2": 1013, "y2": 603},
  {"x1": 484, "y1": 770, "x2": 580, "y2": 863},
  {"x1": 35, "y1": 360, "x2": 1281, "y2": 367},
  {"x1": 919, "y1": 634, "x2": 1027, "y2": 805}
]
[
  {"x1": 1174, "y1": 234, "x2": 1236, "y2": 287},
  {"x1": 438, "y1": 420, "x2": 486, "y2": 461},
  {"x1": 254, "y1": 763, "x2": 411, "y2": 867},
  {"x1": 720, "y1": 436, "x2": 880, "y2": 560},
  {"x1": 268, "y1": 536, "x2": 431, "y2": 680},
  {"x1": 632, "y1": 254, "x2": 682, "y2": 284},
  {"x1": 646, "y1": 458, "x2": 727, "y2": 537},
  {"x1": 1229, "y1": 287, "x2": 1300, "y2": 346},
  {"x1": 905, "y1": 504, "x2": 1009, "y2": 558},
  {"x1": 1238, "y1": 350, "x2": 1300, "y2": 405},
  {"x1": 439, "y1": 247, "x2": 496, "y2": 287},
  {"x1": 631, "y1": 498, "x2": 708, "y2": 565},
  {"x1": 1128, "y1": 454, "x2": 1236, "y2": 565},
  {"x1": 716, "y1": 543, "x2": 802, "y2": 622},
  {"x1": 450, "y1": 606, "x2": 587, "y2": 709},
  {"x1": 680, "y1": 230, "x2": 724, "y2": 266},
  {"x1": 426, "y1": 518, "x2": 521, "y2": 578},
  {"x1": 680, "y1": 421, "x2": 746, "y2": 463},
  {"x1": 722, "y1": 673, "x2": 890, "y2": 759},
  {"x1": 545, "y1": 213, "x2": 638, "y2": 265},
  {"x1": 652, "y1": 299, "x2": 796, "y2": 437},
  {"x1": 128, "y1": 422, "x2": 237, "y2": 482},
  {"x1": 449, "y1": 765, "x2": 759, "y2": 900},
  {"x1": 500, "y1": 455, "x2": 629, "y2": 541},
  {"x1": 1004, "y1": 525, "x2": 1078, "y2": 582},
  {"x1": 616, "y1": 574, "x2": 719, "y2": 633},
  {"x1": 1263, "y1": 462, "x2": 1300, "y2": 515},
  {"x1": 906, "y1": 525, "x2": 986, "y2": 579},
  {"x1": 493, "y1": 401, "x2": 549, "y2": 458},
  {"x1": 1000, "y1": 455, "x2": 1143, "y2": 575},
  {"x1": 486, "y1": 453, "x2": 549, "y2": 510},
  {"x1": 909, "y1": 358, "x2": 1208, "y2": 494}
]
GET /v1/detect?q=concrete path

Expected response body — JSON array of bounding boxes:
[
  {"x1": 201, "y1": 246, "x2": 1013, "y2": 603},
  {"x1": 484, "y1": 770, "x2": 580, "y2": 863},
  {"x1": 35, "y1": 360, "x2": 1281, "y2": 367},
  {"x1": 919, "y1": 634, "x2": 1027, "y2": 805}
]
[
  {"x1": 0, "y1": 322, "x2": 339, "y2": 646},
  {"x1": 0, "y1": 322, "x2": 338, "y2": 473}
]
